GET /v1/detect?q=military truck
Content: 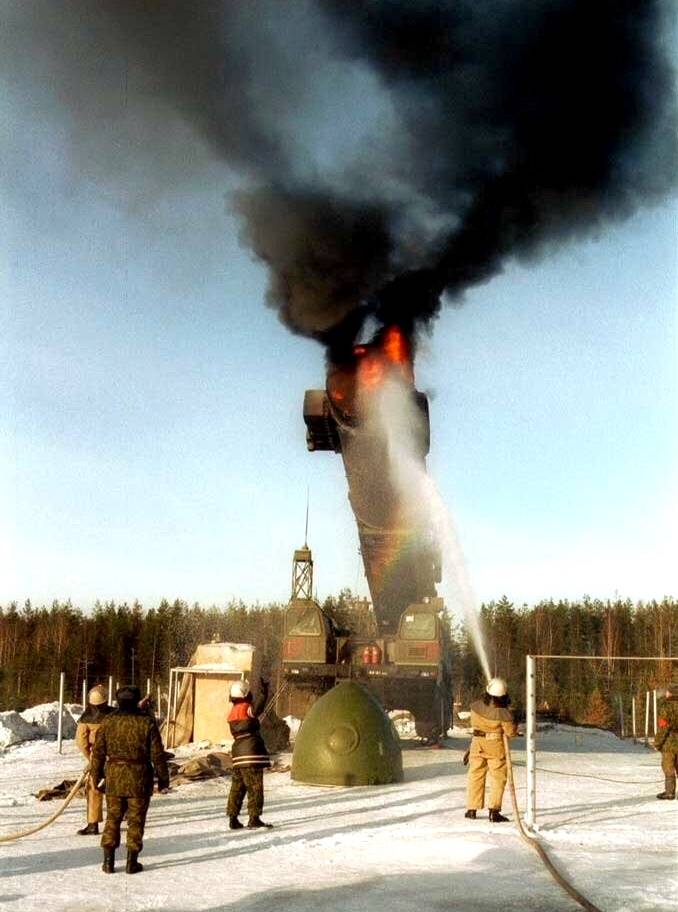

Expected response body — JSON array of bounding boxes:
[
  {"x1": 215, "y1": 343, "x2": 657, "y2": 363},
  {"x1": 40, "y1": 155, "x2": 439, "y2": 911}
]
[{"x1": 281, "y1": 327, "x2": 452, "y2": 740}]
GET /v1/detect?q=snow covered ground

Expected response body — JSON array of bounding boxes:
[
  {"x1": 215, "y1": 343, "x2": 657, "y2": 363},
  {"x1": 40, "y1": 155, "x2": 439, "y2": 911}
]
[{"x1": 0, "y1": 726, "x2": 674, "y2": 912}]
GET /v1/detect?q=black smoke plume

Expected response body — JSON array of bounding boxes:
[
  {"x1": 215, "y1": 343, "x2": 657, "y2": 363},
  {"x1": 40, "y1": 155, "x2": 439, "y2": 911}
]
[{"x1": 11, "y1": 1, "x2": 676, "y2": 359}]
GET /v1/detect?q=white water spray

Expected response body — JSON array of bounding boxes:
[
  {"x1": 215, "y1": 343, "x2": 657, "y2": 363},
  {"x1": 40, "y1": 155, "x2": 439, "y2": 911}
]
[{"x1": 369, "y1": 377, "x2": 492, "y2": 682}]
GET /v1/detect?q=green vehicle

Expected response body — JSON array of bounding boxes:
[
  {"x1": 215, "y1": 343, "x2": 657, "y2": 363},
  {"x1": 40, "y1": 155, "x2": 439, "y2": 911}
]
[{"x1": 282, "y1": 328, "x2": 452, "y2": 740}]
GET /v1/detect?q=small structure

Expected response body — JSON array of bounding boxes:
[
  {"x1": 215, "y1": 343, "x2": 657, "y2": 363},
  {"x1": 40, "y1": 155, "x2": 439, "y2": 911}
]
[
  {"x1": 291, "y1": 681, "x2": 403, "y2": 786},
  {"x1": 165, "y1": 642, "x2": 254, "y2": 748}
]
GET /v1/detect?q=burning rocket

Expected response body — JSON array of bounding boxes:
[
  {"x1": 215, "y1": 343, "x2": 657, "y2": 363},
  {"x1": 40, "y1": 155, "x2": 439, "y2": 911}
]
[{"x1": 304, "y1": 325, "x2": 440, "y2": 635}]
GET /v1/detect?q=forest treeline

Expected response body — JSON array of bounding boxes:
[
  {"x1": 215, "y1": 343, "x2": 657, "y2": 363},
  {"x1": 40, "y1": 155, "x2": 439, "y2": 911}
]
[{"x1": 0, "y1": 594, "x2": 675, "y2": 730}]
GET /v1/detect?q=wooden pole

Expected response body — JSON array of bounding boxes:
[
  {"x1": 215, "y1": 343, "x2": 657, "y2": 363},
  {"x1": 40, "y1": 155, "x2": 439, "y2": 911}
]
[
  {"x1": 157, "y1": 684, "x2": 162, "y2": 719},
  {"x1": 631, "y1": 696, "x2": 636, "y2": 741},
  {"x1": 108, "y1": 676, "x2": 114, "y2": 705},
  {"x1": 146, "y1": 677, "x2": 151, "y2": 696},
  {"x1": 617, "y1": 695, "x2": 624, "y2": 738},
  {"x1": 57, "y1": 672, "x2": 65, "y2": 754},
  {"x1": 81, "y1": 679, "x2": 87, "y2": 708}
]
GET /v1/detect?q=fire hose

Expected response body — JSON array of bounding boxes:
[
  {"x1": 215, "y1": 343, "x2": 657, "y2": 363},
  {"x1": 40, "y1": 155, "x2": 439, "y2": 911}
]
[
  {"x1": 503, "y1": 734, "x2": 604, "y2": 912},
  {"x1": 0, "y1": 768, "x2": 89, "y2": 844}
]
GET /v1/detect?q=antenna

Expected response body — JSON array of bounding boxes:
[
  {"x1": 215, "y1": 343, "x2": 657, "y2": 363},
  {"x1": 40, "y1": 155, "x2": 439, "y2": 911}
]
[{"x1": 304, "y1": 485, "x2": 310, "y2": 547}]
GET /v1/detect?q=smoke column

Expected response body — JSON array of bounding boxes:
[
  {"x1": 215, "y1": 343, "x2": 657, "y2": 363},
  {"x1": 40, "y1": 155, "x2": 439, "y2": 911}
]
[
  {"x1": 366, "y1": 376, "x2": 492, "y2": 681},
  {"x1": 12, "y1": 1, "x2": 676, "y2": 356}
]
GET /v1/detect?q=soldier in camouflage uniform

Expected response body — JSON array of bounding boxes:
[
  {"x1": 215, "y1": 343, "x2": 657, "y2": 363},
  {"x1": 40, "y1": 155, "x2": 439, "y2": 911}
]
[
  {"x1": 226, "y1": 679, "x2": 272, "y2": 829},
  {"x1": 91, "y1": 685, "x2": 170, "y2": 874},
  {"x1": 655, "y1": 683, "x2": 678, "y2": 800}
]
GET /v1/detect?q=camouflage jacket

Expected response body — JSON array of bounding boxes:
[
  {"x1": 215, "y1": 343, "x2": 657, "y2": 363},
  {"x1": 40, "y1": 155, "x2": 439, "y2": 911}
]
[
  {"x1": 655, "y1": 696, "x2": 678, "y2": 754},
  {"x1": 91, "y1": 708, "x2": 170, "y2": 798}
]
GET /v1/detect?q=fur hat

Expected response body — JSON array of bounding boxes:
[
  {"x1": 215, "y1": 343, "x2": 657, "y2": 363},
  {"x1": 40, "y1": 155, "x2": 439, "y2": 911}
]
[{"x1": 116, "y1": 685, "x2": 141, "y2": 705}]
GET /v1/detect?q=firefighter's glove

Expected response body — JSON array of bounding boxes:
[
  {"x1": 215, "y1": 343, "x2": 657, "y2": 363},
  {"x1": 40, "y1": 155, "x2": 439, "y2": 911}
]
[
  {"x1": 158, "y1": 779, "x2": 170, "y2": 794},
  {"x1": 462, "y1": 749, "x2": 470, "y2": 766}
]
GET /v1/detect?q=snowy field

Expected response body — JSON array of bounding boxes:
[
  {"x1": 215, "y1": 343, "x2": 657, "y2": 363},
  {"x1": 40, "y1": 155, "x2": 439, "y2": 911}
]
[{"x1": 0, "y1": 727, "x2": 675, "y2": 912}]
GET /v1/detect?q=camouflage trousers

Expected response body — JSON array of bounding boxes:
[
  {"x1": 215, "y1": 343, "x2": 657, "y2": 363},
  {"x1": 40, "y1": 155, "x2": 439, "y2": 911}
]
[
  {"x1": 101, "y1": 796, "x2": 149, "y2": 852},
  {"x1": 661, "y1": 751, "x2": 678, "y2": 795},
  {"x1": 227, "y1": 768, "x2": 264, "y2": 818}
]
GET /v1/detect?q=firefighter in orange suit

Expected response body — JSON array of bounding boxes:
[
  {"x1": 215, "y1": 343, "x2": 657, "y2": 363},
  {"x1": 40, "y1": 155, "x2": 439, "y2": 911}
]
[
  {"x1": 465, "y1": 678, "x2": 518, "y2": 822},
  {"x1": 75, "y1": 684, "x2": 113, "y2": 835}
]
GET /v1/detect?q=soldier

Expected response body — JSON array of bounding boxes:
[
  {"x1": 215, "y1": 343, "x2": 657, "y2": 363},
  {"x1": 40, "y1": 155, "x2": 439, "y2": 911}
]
[
  {"x1": 226, "y1": 678, "x2": 272, "y2": 830},
  {"x1": 655, "y1": 682, "x2": 678, "y2": 800},
  {"x1": 91, "y1": 685, "x2": 170, "y2": 874},
  {"x1": 75, "y1": 684, "x2": 114, "y2": 835},
  {"x1": 464, "y1": 677, "x2": 518, "y2": 822}
]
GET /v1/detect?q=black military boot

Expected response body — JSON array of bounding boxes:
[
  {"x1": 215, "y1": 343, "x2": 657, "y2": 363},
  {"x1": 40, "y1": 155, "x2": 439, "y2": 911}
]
[
  {"x1": 101, "y1": 848, "x2": 115, "y2": 874},
  {"x1": 464, "y1": 810, "x2": 477, "y2": 819},
  {"x1": 126, "y1": 850, "x2": 143, "y2": 874},
  {"x1": 656, "y1": 777, "x2": 676, "y2": 800},
  {"x1": 229, "y1": 816, "x2": 244, "y2": 830},
  {"x1": 247, "y1": 816, "x2": 273, "y2": 829},
  {"x1": 77, "y1": 823, "x2": 99, "y2": 835},
  {"x1": 489, "y1": 809, "x2": 509, "y2": 822}
]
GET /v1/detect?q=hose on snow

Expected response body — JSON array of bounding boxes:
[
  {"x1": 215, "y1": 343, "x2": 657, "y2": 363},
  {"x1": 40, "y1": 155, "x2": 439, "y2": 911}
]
[
  {"x1": 0, "y1": 769, "x2": 88, "y2": 844},
  {"x1": 503, "y1": 734, "x2": 604, "y2": 912}
]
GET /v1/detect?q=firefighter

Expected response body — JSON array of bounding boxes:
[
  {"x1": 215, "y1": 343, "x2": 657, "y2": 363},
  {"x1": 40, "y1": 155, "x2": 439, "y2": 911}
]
[
  {"x1": 464, "y1": 677, "x2": 518, "y2": 822},
  {"x1": 655, "y1": 682, "x2": 678, "y2": 800},
  {"x1": 75, "y1": 684, "x2": 114, "y2": 835},
  {"x1": 91, "y1": 685, "x2": 170, "y2": 874},
  {"x1": 226, "y1": 678, "x2": 272, "y2": 830}
]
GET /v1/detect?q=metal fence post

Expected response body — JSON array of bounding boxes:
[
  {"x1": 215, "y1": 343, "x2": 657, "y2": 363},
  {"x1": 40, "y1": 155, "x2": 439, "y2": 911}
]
[
  {"x1": 653, "y1": 689, "x2": 658, "y2": 737},
  {"x1": 57, "y1": 672, "x2": 65, "y2": 754},
  {"x1": 526, "y1": 654, "x2": 536, "y2": 827}
]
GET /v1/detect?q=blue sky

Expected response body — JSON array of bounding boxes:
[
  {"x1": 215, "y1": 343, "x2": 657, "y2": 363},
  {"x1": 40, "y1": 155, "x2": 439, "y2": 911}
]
[{"x1": 2, "y1": 4, "x2": 676, "y2": 611}]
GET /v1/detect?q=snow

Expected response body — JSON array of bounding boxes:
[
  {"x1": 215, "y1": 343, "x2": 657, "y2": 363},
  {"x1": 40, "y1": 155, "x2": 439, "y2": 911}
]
[
  {"x1": 283, "y1": 715, "x2": 301, "y2": 742},
  {"x1": 0, "y1": 713, "x2": 39, "y2": 749},
  {"x1": 19, "y1": 703, "x2": 82, "y2": 739},
  {"x1": 0, "y1": 725, "x2": 675, "y2": 912}
]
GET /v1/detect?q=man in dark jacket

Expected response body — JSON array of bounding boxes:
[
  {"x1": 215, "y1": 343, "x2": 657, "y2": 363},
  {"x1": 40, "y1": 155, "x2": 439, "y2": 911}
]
[
  {"x1": 226, "y1": 678, "x2": 272, "y2": 830},
  {"x1": 655, "y1": 682, "x2": 678, "y2": 800},
  {"x1": 91, "y1": 685, "x2": 170, "y2": 874}
]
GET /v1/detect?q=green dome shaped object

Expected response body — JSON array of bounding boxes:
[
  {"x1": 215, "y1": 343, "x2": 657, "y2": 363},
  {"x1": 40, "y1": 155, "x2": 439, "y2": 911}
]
[{"x1": 291, "y1": 681, "x2": 403, "y2": 786}]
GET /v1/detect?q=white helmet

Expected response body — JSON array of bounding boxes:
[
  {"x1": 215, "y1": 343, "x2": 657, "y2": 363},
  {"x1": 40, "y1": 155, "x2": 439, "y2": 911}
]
[
  {"x1": 88, "y1": 685, "x2": 107, "y2": 705},
  {"x1": 229, "y1": 680, "x2": 250, "y2": 700},
  {"x1": 486, "y1": 677, "x2": 508, "y2": 697}
]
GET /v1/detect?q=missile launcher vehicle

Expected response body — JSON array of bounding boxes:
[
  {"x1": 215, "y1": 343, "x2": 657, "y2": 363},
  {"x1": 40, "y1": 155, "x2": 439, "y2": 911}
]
[{"x1": 282, "y1": 327, "x2": 452, "y2": 740}]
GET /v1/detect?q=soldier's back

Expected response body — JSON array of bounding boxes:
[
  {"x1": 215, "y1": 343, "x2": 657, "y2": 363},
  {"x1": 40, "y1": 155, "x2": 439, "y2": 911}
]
[{"x1": 100, "y1": 712, "x2": 156, "y2": 798}]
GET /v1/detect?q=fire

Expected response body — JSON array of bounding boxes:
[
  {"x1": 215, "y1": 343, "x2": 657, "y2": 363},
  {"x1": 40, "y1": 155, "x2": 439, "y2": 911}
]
[
  {"x1": 383, "y1": 326, "x2": 409, "y2": 365},
  {"x1": 327, "y1": 325, "x2": 414, "y2": 415},
  {"x1": 356, "y1": 326, "x2": 413, "y2": 390}
]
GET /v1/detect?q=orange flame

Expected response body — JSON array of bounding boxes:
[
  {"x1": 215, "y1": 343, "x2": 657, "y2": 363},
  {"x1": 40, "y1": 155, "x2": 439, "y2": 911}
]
[{"x1": 356, "y1": 326, "x2": 413, "y2": 390}]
